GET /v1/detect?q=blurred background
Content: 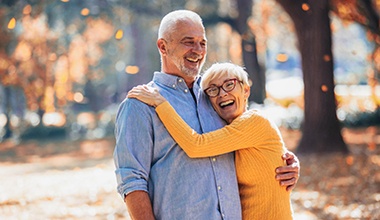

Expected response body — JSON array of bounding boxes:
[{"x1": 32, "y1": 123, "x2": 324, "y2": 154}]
[{"x1": 0, "y1": 0, "x2": 379, "y2": 219}]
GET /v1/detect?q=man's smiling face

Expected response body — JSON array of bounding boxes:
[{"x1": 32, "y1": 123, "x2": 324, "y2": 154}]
[{"x1": 162, "y1": 18, "x2": 207, "y2": 84}]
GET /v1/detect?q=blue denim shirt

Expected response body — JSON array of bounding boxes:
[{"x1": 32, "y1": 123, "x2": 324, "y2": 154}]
[{"x1": 114, "y1": 72, "x2": 242, "y2": 220}]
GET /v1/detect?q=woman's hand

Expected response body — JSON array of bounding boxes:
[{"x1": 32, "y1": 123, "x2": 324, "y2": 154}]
[
  {"x1": 275, "y1": 151, "x2": 300, "y2": 191},
  {"x1": 127, "y1": 85, "x2": 166, "y2": 107}
]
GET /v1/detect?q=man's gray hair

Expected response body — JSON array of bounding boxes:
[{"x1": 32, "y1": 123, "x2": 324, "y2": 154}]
[{"x1": 158, "y1": 10, "x2": 203, "y2": 40}]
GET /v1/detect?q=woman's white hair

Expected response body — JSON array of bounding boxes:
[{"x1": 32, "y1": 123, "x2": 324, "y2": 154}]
[
  {"x1": 201, "y1": 62, "x2": 250, "y2": 89},
  {"x1": 158, "y1": 10, "x2": 204, "y2": 41}
]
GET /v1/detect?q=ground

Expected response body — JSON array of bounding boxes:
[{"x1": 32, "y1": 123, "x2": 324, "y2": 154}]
[{"x1": 0, "y1": 127, "x2": 379, "y2": 220}]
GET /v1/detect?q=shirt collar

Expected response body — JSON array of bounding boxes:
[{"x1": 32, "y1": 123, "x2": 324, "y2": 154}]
[{"x1": 153, "y1": 71, "x2": 201, "y2": 90}]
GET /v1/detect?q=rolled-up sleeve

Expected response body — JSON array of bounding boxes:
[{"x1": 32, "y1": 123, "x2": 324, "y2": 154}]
[{"x1": 113, "y1": 98, "x2": 153, "y2": 198}]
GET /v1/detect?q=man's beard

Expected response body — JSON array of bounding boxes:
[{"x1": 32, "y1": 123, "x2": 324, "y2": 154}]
[
  {"x1": 175, "y1": 55, "x2": 205, "y2": 78},
  {"x1": 180, "y1": 63, "x2": 202, "y2": 77}
]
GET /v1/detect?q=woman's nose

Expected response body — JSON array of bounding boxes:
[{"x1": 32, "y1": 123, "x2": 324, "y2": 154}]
[{"x1": 218, "y1": 88, "x2": 228, "y2": 97}]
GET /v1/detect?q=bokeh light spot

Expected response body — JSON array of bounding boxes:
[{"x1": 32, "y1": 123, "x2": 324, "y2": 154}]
[
  {"x1": 115, "y1": 29, "x2": 124, "y2": 40},
  {"x1": 48, "y1": 53, "x2": 57, "y2": 61},
  {"x1": 321, "y1": 85, "x2": 328, "y2": 92},
  {"x1": 115, "y1": 60, "x2": 126, "y2": 72},
  {"x1": 276, "y1": 53, "x2": 288, "y2": 63},
  {"x1": 302, "y1": 3, "x2": 310, "y2": 11},
  {"x1": 8, "y1": 18, "x2": 16, "y2": 30},
  {"x1": 0, "y1": 114, "x2": 7, "y2": 127},
  {"x1": 26, "y1": 112, "x2": 41, "y2": 127},
  {"x1": 74, "y1": 92, "x2": 84, "y2": 103},
  {"x1": 81, "y1": 8, "x2": 90, "y2": 16},
  {"x1": 125, "y1": 65, "x2": 139, "y2": 74},
  {"x1": 42, "y1": 112, "x2": 66, "y2": 127},
  {"x1": 323, "y1": 55, "x2": 331, "y2": 62},
  {"x1": 10, "y1": 115, "x2": 20, "y2": 127},
  {"x1": 23, "y1": 5, "x2": 32, "y2": 15},
  {"x1": 346, "y1": 155, "x2": 354, "y2": 166}
]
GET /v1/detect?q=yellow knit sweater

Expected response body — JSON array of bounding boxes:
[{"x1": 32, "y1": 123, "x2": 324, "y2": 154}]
[{"x1": 156, "y1": 101, "x2": 293, "y2": 220}]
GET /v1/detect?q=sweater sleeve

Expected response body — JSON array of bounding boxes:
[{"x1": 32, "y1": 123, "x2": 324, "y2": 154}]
[{"x1": 155, "y1": 101, "x2": 284, "y2": 158}]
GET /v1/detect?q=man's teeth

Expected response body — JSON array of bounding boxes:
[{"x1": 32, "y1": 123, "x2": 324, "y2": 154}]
[
  {"x1": 220, "y1": 100, "x2": 234, "y2": 107},
  {"x1": 187, "y1": 57, "x2": 199, "y2": 62}
]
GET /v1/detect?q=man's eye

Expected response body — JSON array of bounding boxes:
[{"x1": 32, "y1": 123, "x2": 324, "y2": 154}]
[{"x1": 183, "y1": 41, "x2": 194, "y2": 46}]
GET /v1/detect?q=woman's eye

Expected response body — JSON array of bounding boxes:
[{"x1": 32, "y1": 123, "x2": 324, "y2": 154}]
[
  {"x1": 225, "y1": 82, "x2": 234, "y2": 87},
  {"x1": 209, "y1": 87, "x2": 218, "y2": 92}
]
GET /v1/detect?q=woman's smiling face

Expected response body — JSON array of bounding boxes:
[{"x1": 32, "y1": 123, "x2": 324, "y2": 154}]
[{"x1": 207, "y1": 74, "x2": 250, "y2": 124}]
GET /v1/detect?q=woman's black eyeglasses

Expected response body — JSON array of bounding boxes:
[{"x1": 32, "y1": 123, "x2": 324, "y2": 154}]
[{"x1": 204, "y1": 78, "x2": 243, "y2": 97}]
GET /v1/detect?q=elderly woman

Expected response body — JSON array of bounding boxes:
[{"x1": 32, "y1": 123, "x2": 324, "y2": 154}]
[{"x1": 128, "y1": 62, "x2": 294, "y2": 219}]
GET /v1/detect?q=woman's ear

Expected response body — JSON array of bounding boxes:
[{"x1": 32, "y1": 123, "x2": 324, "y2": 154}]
[
  {"x1": 157, "y1": 39, "x2": 167, "y2": 55},
  {"x1": 244, "y1": 85, "x2": 250, "y2": 99}
]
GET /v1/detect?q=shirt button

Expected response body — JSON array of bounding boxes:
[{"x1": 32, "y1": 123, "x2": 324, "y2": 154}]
[
  {"x1": 178, "y1": 79, "x2": 183, "y2": 83},
  {"x1": 218, "y1": 186, "x2": 222, "y2": 190},
  {"x1": 212, "y1": 158, "x2": 216, "y2": 162},
  {"x1": 172, "y1": 84, "x2": 176, "y2": 88},
  {"x1": 184, "y1": 89, "x2": 188, "y2": 93}
]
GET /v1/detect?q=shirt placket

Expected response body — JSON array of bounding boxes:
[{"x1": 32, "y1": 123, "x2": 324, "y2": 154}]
[{"x1": 194, "y1": 80, "x2": 231, "y2": 219}]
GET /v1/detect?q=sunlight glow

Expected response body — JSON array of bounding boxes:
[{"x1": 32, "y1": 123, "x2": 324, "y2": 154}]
[
  {"x1": 42, "y1": 112, "x2": 66, "y2": 127},
  {"x1": 266, "y1": 77, "x2": 303, "y2": 99},
  {"x1": 0, "y1": 114, "x2": 7, "y2": 127}
]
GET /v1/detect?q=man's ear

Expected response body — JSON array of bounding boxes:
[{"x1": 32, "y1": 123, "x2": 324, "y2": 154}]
[{"x1": 157, "y1": 39, "x2": 167, "y2": 55}]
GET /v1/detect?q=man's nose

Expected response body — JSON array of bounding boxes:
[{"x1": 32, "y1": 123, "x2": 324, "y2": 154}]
[{"x1": 192, "y1": 42, "x2": 204, "y2": 53}]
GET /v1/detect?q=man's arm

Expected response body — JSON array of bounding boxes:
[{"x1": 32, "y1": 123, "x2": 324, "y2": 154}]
[
  {"x1": 114, "y1": 99, "x2": 155, "y2": 218},
  {"x1": 275, "y1": 151, "x2": 300, "y2": 191},
  {"x1": 125, "y1": 191, "x2": 155, "y2": 220}
]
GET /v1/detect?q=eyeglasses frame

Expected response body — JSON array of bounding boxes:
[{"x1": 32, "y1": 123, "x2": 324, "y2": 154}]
[{"x1": 204, "y1": 78, "x2": 244, "y2": 98}]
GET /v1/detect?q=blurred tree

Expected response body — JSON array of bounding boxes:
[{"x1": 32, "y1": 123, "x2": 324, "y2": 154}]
[
  {"x1": 201, "y1": 0, "x2": 266, "y2": 104},
  {"x1": 236, "y1": 0, "x2": 266, "y2": 104},
  {"x1": 0, "y1": 5, "x2": 27, "y2": 140},
  {"x1": 276, "y1": 0, "x2": 348, "y2": 153},
  {"x1": 107, "y1": 1, "x2": 170, "y2": 100},
  {"x1": 330, "y1": 0, "x2": 380, "y2": 108}
]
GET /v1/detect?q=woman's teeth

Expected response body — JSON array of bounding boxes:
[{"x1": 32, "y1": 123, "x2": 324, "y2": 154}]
[{"x1": 220, "y1": 100, "x2": 234, "y2": 107}]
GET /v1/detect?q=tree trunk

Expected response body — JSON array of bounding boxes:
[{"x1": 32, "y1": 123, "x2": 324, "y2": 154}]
[
  {"x1": 277, "y1": 0, "x2": 348, "y2": 153},
  {"x1": 125, "y1": 16, "x2": 155, "y2": 92},
  {"x1": 3, "y1": 86, "x2": 12, "y2": 139},
  {"x1": 236, "y1": 0, "x2": 266, "y2": 104}
]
